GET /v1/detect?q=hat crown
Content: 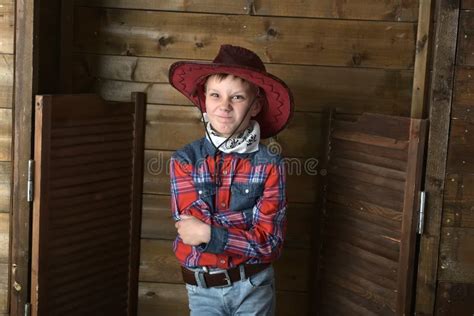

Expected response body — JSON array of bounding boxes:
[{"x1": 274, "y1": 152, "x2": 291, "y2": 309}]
[{"x1": 213, "y1": 45, "x2": 266, "y2": 72}]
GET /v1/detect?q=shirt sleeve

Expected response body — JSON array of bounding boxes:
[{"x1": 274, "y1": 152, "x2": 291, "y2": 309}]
[
  {"x1": 169, "y1": 156, "x2": 209, "y2": 222},
  {"x1": 205, "y1": 160, "x2": 288, "y2": 261}
]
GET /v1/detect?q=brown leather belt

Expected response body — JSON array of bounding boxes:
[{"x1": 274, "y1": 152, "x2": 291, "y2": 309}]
[{"x1": 181, "y1": 263, "x2": 270, "y2": 288}]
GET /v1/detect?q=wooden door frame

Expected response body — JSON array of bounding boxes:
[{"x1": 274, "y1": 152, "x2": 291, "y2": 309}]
[
  {"x1": 415, "y1": 0, "x2": 461, "y2": 314},
  {"x1": 11, "y1": 0, "x2": 64, "y2": 314},
  {"x1": 11, "y1": 1, "x2": 38, "y2": 315}
]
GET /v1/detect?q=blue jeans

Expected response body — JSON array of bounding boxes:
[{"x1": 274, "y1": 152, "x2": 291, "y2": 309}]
[{"x1": 185, "y1": 265, "x2": 276, "y2": 316}]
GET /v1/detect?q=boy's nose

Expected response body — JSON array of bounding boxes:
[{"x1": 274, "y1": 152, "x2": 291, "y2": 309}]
[{"x1": 218, "y1": 99, "x2": 232, "y2": 111}]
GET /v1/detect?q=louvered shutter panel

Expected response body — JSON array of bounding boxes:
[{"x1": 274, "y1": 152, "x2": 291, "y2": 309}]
[
  {"x1": 318, "y1": 112, "x2": 427, "y2": 315},
  {"x1": 30, "y1": 93, "x2": 146, "y2": 316}
]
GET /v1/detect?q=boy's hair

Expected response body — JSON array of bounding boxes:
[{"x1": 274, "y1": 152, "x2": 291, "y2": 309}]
[
  {"x1": 205, "y1": 73, "x2": 260, "y2": 96},
  {"x1": 207, "y1": 73, "x2": 232, "y2": 83}
]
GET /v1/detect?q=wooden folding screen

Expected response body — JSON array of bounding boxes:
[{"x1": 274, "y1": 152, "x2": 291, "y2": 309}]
[
  {"x1": 317, "y1": 112, "x2": 427, "y2": 315},
  {"x1": 30, "y1": 93, "x2": 146, "y2": 315}
]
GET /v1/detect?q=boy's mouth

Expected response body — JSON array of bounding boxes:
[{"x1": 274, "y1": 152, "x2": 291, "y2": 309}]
[{"x1": 216, "y1": 115, "x2": 233, "y2": 120}]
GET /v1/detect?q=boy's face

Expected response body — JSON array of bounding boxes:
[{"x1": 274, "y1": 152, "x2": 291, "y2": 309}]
[{"x1": 205, "y1": 75, "x2": 262, "y2": 138}]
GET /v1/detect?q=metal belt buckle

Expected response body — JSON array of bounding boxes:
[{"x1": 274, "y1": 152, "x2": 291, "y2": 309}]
[{"x1": 209, "y1": 269, "x2": 232, "y2": 288}]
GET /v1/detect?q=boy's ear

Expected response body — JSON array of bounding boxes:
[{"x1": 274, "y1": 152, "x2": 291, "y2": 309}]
[{"x1": 250, "y1": 99, "x2": 263, "y2": 117}]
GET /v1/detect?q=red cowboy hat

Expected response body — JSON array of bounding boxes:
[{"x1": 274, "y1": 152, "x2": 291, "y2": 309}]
[{"x1": 168, "y1": 45, "x2": 294, "y2": 139}]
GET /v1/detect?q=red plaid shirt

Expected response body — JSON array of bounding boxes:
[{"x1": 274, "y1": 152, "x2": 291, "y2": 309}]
[{"x1": 170, "y1": 138, "x2": 287, "y2": 269}]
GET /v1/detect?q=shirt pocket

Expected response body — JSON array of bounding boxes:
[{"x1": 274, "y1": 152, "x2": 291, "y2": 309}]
[
  {"x1": 230, "y1": 182, "x2": 264, "y2": 212},
  {"x1": 195, "y1": 183, "x2": 216, "y2": 212}
]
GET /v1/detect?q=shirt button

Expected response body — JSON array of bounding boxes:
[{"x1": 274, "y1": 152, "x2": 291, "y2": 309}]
[
  {"x1": 220, "y1": 259, "x2": 226, "y2": 264},
  {"x1": 221, "y1": 202, "x2": 226, "y2": 208},
  {"x1": 198, "y1": 190, "x2": 203, "y2": 195},
  {"x1": 222, "y1": 170, "x2": 228, "y2": 175},
  {"x1": 245, "y1": 189, "x2": 249, "y2": 193}
]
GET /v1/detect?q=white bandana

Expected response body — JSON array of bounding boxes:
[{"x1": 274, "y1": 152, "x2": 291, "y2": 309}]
[{"x1": 204, "y1": 116, "x2": 260, "y2": 154}]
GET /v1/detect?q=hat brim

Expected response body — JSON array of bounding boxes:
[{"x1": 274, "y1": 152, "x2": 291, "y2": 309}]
[{"x1": 169, "y1": 61, "x2": 294, "y2": 139}]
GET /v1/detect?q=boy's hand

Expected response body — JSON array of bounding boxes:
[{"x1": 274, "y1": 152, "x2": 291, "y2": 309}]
[{"x1": 175, "y1": 215, "x2": 211, "y2": 246}]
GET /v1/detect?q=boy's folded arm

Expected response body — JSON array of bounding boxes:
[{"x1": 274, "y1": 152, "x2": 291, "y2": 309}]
[
  {"x1": 199, "y1": 204, "x2": 287, "y2": 260},
  {"x1": 200, "y1": 162, "x2": 287, "y2": 261},
  {"x1": 171, "y1": 154, "x2": 287, "y2": 260},
  {"x1": 196, "y1": 225, "x2": 228, "y2": 253}
]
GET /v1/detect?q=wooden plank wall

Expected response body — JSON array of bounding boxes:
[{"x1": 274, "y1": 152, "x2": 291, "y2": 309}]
[
  {"x1": 69, "y1": 1, "x2": 420, "y2": 315},
  {"x1": 0, "y1": 0, "x2": 13, "y2": 315},
  {"x1": 435, "y1": 1, "x2": 474, "y2": 314}
]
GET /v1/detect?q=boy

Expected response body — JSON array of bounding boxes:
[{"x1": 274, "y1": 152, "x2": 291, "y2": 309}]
[{"x1": 168, "y1": 45, "x2": 294, "y2": 315}]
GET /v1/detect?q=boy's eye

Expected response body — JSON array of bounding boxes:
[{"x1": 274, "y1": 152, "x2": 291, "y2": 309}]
[{"x1": 231, "y1": 95, "x2": 245, "y2": 101}]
